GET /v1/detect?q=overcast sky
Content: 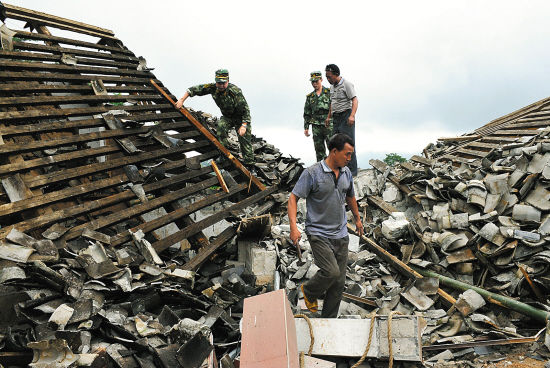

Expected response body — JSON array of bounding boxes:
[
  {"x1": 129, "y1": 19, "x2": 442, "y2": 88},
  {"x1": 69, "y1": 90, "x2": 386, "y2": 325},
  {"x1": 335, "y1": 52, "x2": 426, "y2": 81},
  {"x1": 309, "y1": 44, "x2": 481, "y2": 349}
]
[{"x1": 5, "y1": 1, "x2": 550, "y2": 168}]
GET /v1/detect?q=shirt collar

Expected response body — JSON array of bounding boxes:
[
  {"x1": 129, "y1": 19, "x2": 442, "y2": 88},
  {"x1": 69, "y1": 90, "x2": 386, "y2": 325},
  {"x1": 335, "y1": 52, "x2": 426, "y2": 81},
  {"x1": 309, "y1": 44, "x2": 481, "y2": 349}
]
[
  {"x1": 321, "y1": 159, "x2": 342, "y2": 173},
  {"x1": 337, "y1": 77, "x2": 344, "y2": 86}
]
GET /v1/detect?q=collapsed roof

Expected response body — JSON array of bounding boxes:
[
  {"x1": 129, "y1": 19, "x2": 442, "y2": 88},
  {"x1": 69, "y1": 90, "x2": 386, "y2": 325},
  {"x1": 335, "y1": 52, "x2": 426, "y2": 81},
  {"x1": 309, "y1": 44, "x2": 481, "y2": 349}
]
[{"x1": 0, "y1": 2, "x2": 283, "y2": 257}]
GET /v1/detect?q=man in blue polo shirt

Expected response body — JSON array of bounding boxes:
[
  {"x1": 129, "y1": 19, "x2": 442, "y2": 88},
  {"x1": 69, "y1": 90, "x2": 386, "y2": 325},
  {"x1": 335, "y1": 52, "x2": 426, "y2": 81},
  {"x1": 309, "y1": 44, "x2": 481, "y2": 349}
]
[{"x1": 288, "y1": 133, "x2": 363, "y2": 318}]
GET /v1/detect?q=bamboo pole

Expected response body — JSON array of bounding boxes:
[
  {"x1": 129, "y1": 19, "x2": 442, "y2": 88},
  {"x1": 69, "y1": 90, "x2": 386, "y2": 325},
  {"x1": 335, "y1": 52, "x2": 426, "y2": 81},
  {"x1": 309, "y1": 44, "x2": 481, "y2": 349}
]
[
  {"x1": 347, "y1": 224, "x2": 456, "y2": 305},
  {"x1": 412, "y1": 266, "x2": 550, "y2": 324}
]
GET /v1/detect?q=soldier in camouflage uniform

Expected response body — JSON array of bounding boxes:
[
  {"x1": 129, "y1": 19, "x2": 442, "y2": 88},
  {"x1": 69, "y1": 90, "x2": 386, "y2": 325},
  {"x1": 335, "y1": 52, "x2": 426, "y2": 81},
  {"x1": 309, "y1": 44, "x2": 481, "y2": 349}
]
[
  {"x1": 175, "y1": 69, "x2": 254, "y2": 164},
  {"x1": 303, "y1": 71, "x2": 332, "y2": 162}
]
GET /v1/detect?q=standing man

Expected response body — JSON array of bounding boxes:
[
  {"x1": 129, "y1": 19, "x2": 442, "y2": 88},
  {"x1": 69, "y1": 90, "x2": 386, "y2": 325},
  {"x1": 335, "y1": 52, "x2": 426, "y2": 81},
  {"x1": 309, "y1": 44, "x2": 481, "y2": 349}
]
[
  {"x1": 175, "y1": 69, "x2": 254, "y2": 165},
  {"x1": 324, "y1": 64, "x2": 359, "y2": 176},
  {"x1": 288, "y1": 133, "x2": 363, "y2": 317},
  {"x1": 303, "y1": 71, "x2": 333, "y2": 162}
]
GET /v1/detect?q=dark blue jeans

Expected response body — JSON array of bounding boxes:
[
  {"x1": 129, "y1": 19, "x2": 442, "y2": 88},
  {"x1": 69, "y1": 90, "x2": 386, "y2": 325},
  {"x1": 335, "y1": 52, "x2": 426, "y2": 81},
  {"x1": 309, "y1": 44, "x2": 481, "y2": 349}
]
[{"x1": 332, "y1": 109, "x2": 357, "y2": 175}]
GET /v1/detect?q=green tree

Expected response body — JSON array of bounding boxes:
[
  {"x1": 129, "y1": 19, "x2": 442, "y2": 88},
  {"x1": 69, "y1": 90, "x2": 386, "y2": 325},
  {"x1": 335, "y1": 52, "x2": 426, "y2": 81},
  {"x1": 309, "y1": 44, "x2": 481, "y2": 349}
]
[{"x1": 384, "y1": 153, "x2": 406, "y2": 166}]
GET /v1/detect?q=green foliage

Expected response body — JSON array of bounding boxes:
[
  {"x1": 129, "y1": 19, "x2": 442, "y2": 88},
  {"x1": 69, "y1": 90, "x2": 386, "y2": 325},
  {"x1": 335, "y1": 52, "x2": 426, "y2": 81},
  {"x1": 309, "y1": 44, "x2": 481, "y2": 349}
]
[{"x1": 383, "y1": 153, "x2": 407, "y2": 166}]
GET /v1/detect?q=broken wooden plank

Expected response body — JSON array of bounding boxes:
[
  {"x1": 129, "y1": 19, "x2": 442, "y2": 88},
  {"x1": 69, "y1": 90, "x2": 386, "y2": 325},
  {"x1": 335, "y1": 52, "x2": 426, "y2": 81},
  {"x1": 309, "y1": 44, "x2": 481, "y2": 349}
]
[
  {"x1": 1, "y1": 3, "x2": 117, "y2": 39},
  {"x1": 366, "y1": 195, "x2": 397, "y2": 215},
  {"x1": 0, "y1": 60, "x2": 152, "y2": 77},
  {"x1": 410, "y1": 155, "x2": 433, "y2": 166},
  {"x1": 437, "y1": 135, "x2": 480, "y2": 143},
  {"x1": 0, "y1": 50, "x2": 138, "y2": 68},
  {"x1": 0, "y1": 121, "x2": 190, "y2": 155},
  {"x1": 0, "y1": 71, "x2": 157, "y2": 85},
  {"x1": 182, "y1": 226, "x2": 237, "y2": 271},
  {"x1": 63, "y1": 172, "x2": 243, "y2": 242},
  {"x1": 23, "y1": 141, "x2": 208, "y2": 189},
  {"x1": 0, "y1": 173, "x2": 127, "y2": 218},
  {"x1": 492, "y1": 129, "x2": 541, "y2": 136},
  {"x1": 110, "y1": 182, "x2": 246, "y2": 247},
  {"x1": 0, "y1": 83, "x2": 155, "y2": 94},
  {"x1": 0, "y1": 94, "x2": 163, "y2": 107},
  {"x1": 1, "y1": 112, "x2": 185, "y2": 136},
  {"x1": 0, "y1": 131, "x2": 201, "y2": 177},
  {"x1": 151, "y1": 79, "x2": 266, "y2": 192},
  {"x1": 455, "y1": 148, "x2": 489, "y2": 158},
  {"x1": 12, "y1": 41, "x2": 135, "y2": 62},
  {"x1": 0, "y1": 161, "x2": 222, "y2": 238},
  {"x1": 152, "y1": 185, "x2": 278, "y2": 253},
  {"x1": 0, "y1": 102, "x2": 173, "y2": 124},
  {"x1": 11, "y1": 30, "x2": 133, "y2": 54},
  {"x1": 211, "y1": 160, "x2": 229, "y2": 193}
]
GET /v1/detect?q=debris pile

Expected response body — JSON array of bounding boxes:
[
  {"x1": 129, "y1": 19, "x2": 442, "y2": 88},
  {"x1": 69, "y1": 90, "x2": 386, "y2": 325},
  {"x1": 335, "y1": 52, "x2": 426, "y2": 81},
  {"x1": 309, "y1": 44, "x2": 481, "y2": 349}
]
[
  {"x1": 344, "y1": 137, "x2": 550, "y2": 364},
  {"x1": 0, "y1": 4, "x2": 300, "y2": 367},
  {"x1": 2, "y1": 3, "x2": 550, "y2": 367},
  {"x1": 197, "y1": 111, "x2": 303, "y2": 187}
]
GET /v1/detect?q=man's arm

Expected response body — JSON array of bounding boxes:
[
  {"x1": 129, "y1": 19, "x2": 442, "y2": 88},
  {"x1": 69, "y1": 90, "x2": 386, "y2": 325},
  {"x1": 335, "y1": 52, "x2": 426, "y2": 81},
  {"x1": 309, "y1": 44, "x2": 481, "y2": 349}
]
[
  {"x1": 348, "y1": 96, "x2": 358, "y2": 126},
  {"x1": 303, "y1": 97, "x2": 311, "y2": 136},
  {"x1": 235, "y1": 91, "x2": 251, "y2": 137},
  {"x1": 288, "y1": 193, "x2": 301, "y2": 244},
  {"x1": 346, "y1": 195, "x2": 364, "y2": 237},
  {"x1": 175, "y1": 84, "x2": 215, "y2": 109},
  {"x1": 175, "y1": 91, "x2": 190, "y2": 109},
  {"x1": 325, "y1": 104, "x2": 332, "y2": 128}
]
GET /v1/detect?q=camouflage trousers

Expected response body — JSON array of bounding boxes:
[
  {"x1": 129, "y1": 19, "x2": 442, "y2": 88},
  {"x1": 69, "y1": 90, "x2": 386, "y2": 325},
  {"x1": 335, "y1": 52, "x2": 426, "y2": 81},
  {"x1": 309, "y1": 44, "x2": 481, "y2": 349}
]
[
  {"x1": 217, "y1": 116, "x2": 254, "y2": 164},
  {"x1": 311, "y1": 123, "x2": 332, "y2": 162}
]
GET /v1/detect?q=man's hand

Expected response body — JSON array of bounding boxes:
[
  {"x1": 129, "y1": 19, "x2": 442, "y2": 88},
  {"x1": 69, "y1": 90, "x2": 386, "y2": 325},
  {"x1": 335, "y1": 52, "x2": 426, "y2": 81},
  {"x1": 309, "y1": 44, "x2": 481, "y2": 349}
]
[
  {"x1": 238, "y1": 125, "x2": 247, "y2": 136},
  {"x1": 325, "y1": 117, "x2": 330, "y2": 128},
  {"x1": 304, "y1": 129, "x2": 310, "y2": 137},
  {"x1": 355, "y1": 218, "x2": 364, "y2": 237},
  {"x1": 175, "y1": 99, "x2": 184, "y2": 109},
  {"x1": 290, "y1": 226, "x2": 301, "y2": 246},
  {"x1": 347, "y1": 115, "x2": 355, "y2": 126}
]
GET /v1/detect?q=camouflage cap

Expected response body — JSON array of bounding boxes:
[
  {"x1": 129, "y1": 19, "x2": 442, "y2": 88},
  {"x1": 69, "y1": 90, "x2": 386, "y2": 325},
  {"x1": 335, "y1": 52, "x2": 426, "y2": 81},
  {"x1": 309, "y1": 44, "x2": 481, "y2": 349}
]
[
  {"x1": 310, "y1": 71, "x2": 322, "y2": 81},
  {"x1": 215, "y1": 68, "x2": 229, "y2": 83}
]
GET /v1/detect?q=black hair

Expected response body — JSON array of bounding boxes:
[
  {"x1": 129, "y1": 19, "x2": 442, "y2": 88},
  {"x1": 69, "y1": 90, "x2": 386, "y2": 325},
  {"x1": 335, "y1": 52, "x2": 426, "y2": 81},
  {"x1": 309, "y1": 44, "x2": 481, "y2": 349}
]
[
  {"x1": 328, "y1": 133, "x2": 354, "y2": 151},
  {"x1": 325, "y1": 64, "x2": 340, "y2": 76}
]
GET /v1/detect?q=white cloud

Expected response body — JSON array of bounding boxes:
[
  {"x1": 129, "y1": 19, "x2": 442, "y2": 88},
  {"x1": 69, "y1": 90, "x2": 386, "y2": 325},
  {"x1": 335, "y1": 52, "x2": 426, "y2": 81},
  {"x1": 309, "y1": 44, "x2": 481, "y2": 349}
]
[{"x1": 5, "y1": 0, "x2": 550, "y2": 167}]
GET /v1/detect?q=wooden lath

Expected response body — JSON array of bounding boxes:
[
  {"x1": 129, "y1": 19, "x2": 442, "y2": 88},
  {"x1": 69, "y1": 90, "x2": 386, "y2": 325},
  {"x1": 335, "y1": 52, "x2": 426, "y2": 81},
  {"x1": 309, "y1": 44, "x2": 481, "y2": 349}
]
[
  {"x1": 0, "y1": 4, "x2": 272, "y2": 255},
  {"x1": 433, "y1": 96, "x2": 550, "y2": 166},
  {"x1": 1, "y1": 3, "x2": 117, "y2": 40}
]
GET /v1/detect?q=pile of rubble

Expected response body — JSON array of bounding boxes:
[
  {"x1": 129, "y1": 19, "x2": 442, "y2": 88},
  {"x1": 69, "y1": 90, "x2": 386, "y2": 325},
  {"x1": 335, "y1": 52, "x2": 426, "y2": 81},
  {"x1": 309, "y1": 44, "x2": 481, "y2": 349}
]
[
  {"x1": 3, "y1": 115, "x2": 549, "y2": 367},
  {"x1": 0, "y1": 109, "x2": 304, "y2": 368},
  {"x1": 346, "y1": 138, "x2": 550, "y2": 365},
  {"x1": 195, "y1": 110, "x2": 303, "y2": 187}
]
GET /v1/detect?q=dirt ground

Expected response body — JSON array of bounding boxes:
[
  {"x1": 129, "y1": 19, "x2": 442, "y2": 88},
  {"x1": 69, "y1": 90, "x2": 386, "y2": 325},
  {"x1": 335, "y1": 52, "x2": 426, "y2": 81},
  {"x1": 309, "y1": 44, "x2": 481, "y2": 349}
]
[{"x1": 483, "y1": 353, "x2": 546, "y2": 368}]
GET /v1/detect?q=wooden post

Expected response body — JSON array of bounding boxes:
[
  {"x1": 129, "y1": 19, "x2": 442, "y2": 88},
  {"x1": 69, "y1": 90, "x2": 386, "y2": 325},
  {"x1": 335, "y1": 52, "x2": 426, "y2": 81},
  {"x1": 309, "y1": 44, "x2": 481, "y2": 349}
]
[{"x1": 211, "y1": 160, "x2": 229, "y2": 193}]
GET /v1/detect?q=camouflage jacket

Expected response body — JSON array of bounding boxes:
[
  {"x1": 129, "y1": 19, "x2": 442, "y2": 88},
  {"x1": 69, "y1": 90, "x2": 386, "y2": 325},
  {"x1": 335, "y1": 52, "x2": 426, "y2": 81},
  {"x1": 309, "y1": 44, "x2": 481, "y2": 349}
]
[
  {"x1": 303, "y1": 86, "x2": 331, "y2": 129},
  {"x1": 188, "y1": 83, "x2": 251, "y2": 124}
]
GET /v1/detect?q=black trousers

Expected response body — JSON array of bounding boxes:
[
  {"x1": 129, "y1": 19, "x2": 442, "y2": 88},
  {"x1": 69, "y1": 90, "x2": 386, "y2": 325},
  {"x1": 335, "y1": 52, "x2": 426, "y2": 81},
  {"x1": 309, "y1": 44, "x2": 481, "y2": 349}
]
[{"x1": 332, "y1": 109, "x2": 358, "y2": 176}]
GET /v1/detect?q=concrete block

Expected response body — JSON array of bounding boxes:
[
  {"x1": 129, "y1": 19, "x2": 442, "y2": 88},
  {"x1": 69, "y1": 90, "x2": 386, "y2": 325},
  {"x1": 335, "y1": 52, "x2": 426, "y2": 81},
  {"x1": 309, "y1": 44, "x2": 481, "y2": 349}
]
[
  {"x1": 238, "y1": 240, "x2": 278, "y2": 286},
  {"x1": 240, "y1": 290, "x2": 299, "y2": 368},
  {"x1": 303, "y1": 355, "x2": 336, "y2": 368},
  {"x1": 382, "y1": 183, "x2": 402, "y2": 203},
  {"x1": 381, "y1": 212, "x2": 409, "y2": 240},
  {"x1": 454, "y1": 289, "x2": 486, "y2": 316},
  {"x1": 295, "y1": 316, "x2": 422, "y2": 361},
  {"x1": 348, "y1": 234, "x2": 360, "y2": 252}
]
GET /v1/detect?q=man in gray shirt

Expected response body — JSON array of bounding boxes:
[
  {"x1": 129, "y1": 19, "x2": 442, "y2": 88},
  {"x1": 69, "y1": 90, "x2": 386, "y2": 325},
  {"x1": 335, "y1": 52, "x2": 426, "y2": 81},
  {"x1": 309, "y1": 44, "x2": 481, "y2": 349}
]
[
  {"x1": 324, "y1": 64, "x2": 359, "y2": 176},
  {"x1": 288, "y1": 133, "x2": 363, "y2": 317}
]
